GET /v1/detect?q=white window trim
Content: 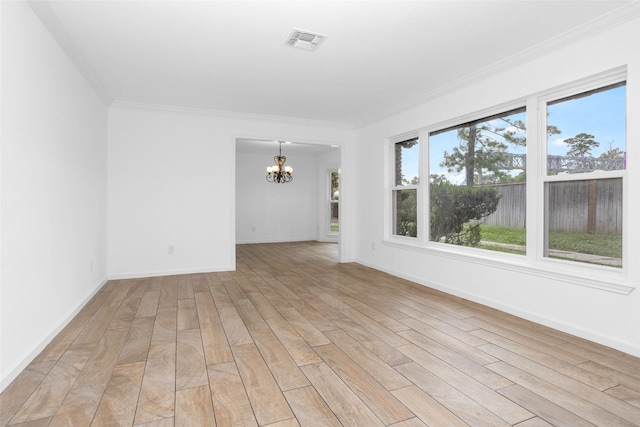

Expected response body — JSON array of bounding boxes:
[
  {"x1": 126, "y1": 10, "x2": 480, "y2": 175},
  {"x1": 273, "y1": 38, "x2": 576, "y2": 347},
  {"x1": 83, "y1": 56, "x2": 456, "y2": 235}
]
[
  {"x1": 388, "y1": 134, "x2": 421, "y2": 240},
  {"x1": 382, "y1": 238, "x2": 634, "y2": 294},
  {"x1": 537, "y1": 71, "x2": 627, "y2": 281},
  {"x1": 383, "y1": 67, "x2": 634, "y2": 295}
]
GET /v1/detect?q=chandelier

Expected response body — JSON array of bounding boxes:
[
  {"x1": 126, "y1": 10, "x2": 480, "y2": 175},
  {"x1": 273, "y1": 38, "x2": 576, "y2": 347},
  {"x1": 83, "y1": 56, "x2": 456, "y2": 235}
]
[{"x1": 266, "y1": 142, "x2": 293, "y2": 184}]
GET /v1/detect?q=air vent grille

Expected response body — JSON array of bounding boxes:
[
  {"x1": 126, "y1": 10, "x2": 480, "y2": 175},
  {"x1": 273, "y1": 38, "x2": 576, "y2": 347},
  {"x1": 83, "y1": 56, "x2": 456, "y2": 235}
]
[{"x1": 285, "y1": 29, "x2": 327, "y2": 52}]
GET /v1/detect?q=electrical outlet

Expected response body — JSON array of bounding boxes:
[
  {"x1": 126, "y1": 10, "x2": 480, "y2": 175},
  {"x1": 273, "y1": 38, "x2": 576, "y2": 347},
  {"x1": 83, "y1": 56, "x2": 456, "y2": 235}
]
[
  {"x1": 371, "y1": 242, "x2": 376, "y2": 250},
  {"x1": 89, "y1": 259, "x2": 94, "y2": 272},
  {"x1": 168, "y1": 245, "x2": 175, "y2": 255},
  {"x1": 252, "y1": 226, "x2": 256, "y2": 232}
]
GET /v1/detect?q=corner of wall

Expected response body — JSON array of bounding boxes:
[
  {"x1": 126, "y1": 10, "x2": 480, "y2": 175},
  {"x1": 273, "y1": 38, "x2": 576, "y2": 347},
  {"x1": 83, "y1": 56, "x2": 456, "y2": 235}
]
[{"x1": 0, "y1": 276, "x2": 107, "y2": 393}]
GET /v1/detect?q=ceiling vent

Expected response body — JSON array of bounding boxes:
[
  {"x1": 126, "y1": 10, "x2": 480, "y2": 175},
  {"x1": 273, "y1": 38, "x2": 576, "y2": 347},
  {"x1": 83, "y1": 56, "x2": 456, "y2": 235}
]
[{"x1": 285, "y1": 29, "x2": 327, "y2": 52}]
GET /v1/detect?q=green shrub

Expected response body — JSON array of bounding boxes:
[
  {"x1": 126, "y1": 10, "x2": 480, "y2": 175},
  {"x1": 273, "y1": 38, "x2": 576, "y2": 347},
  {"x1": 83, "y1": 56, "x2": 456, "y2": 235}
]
[
  {"x1": 430, "y1": 181, "x2": 501, "y2": 246},
  {"x1": 396, "y1": 189, "x2": 417, "y2": 237}
]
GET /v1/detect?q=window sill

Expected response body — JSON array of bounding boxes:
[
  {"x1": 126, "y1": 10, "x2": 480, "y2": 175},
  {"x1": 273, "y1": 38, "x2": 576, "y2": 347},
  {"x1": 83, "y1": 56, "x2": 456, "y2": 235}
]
[{"x1": 382, "y1": 239, "x2": 635, "y2": 295}]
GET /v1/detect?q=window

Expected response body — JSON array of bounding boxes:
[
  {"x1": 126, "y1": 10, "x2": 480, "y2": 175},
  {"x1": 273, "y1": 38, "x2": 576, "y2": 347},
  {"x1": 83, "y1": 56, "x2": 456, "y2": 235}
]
[
  {"x1": 392, "y1": 138, "x2": 419, "y2": 237},
  {"x1": 386, "y1": 69, "x2": 629, "y2": 291},
  {"x1": 428, "y1": 107, "x2": 527, "y2": 252},
  {"x1": 543, "y1": 82, "x2": 625, "y2": 268},
  {"x1": 329, "y1": 170, "x2": 339, "y2": 233}
]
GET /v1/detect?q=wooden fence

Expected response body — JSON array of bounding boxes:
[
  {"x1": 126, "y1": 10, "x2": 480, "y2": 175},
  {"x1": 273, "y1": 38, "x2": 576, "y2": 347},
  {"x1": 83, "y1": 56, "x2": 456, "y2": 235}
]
[
  {"x1": 482, "y1": 182, "x2": 526, "y2": 228},
  {"x1": 482, "y1": 178, "x2": 622, "y2": 234}
]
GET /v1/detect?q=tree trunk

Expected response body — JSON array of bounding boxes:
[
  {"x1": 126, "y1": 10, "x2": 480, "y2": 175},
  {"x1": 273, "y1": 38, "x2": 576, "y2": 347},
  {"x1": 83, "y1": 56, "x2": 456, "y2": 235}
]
[{"x1": 466, "y1": 124, "x2": 476, "y2": 186}]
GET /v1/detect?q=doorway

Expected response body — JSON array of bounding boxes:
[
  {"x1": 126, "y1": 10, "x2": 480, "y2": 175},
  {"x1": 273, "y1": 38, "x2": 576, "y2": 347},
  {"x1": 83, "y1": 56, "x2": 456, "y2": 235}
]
[{"x1": 235, "y1": 138, "x2": 341, "y2": 261}]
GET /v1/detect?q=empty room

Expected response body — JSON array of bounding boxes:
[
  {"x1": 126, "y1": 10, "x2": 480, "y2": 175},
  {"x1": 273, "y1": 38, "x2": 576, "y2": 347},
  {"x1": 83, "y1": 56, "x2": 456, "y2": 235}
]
[{"x1": 1, "y1": 0, "x2": 640, "y2": 426}]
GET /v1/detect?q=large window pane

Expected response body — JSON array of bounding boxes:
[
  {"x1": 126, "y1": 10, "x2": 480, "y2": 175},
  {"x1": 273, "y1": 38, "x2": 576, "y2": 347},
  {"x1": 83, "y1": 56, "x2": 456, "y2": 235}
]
[
  {"x1": 546, "y1": 82, "x2": 626, "y2": 176},
  {"x1": 545, "y1": 178, "x2": 622, "y2": 267},
  {"x1": 429, "y1": 108, "x2": 526, "y2": 252},
  {"x1": 544, "y1": 82, "x2": 625, "y2": 267}
]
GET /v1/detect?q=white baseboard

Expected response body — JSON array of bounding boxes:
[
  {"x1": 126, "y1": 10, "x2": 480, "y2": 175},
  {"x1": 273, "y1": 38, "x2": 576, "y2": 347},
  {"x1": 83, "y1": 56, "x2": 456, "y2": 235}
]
[
  {"x1": 107, "y1": 265, "x2": 235, "y2": 280},
  {"x1": 356, "y1": 259, "x2": 640, "y2": 358},
  {"x1": 316, "y1": 237, "x2": 339, "y2": 243},
  {"x1": 235, "y1": 237, "x2": 318, "y2": 244},
  {"x1": 0, "y1": 276, "x2": 108, "y2": 393}
]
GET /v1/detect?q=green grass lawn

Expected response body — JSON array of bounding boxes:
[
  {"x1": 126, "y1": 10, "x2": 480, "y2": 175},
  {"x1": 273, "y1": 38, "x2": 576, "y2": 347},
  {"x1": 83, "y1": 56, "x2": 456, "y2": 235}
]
[
  {"x1": 548, "y1": 229, "x2": 622, "y2": 258},
  {"x1": 479, "y1": 225, "x2": 622, "y2": 258},
  {"x1": 480, "y1": 225, "x2": 526, "y2": 246}
]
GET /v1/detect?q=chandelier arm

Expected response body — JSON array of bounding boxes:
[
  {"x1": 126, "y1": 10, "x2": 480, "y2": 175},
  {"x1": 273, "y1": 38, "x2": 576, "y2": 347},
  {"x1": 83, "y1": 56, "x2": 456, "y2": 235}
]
[{"x1": 266, "y1": 141, "x2": 293, "y2": 184}]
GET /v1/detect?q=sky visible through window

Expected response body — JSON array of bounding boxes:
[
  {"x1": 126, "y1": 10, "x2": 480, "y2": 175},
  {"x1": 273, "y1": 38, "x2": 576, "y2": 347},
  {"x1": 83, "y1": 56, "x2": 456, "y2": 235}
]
[
  {"x1": 547, "y1": 84, "x2": 626, "y2": 157},
  {"x1": 400, "y1": 85, "x2": 625, "y2": 185},
  {"x1": 429, "y1": 110, "x2": 527, "y2": 185}
]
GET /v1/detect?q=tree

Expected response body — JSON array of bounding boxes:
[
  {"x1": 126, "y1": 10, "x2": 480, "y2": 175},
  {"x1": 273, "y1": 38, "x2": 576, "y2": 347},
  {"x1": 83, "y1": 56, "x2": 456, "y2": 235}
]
[
  {"x1": 441, "y1": 114, "x2": 559, "y2": 185},
  {"x1": 564, "y1": 133, "x2": 599, "y2": 158},
  {"x1": 330, "y1": 171, "x2": 339, "y2": 200},
  {"x1": 396, "y1": 189, "x2": 417, "y2": 237},
  {"x1": 497, "y1": 171, "x2": 526, "y2": 183},
  {"x1": 395, "y1": 139, "x2": 419, "y2": 185},
  {"x1": 395, "y1": 175, "x2": 419, "y2": 237},
  {"x1": 434, "y1": 113, "x2": 554, "y2": 246},
  {"x1": 441, "y1": 120, "x2": 519, "y2": 186},
  {"x1": 429, "y1": 175, "x2": 501, "y2": 245},
  {"x1": 599, "y1": 141, "x2": 624, "y2": 159},
  {"x1": 440, "y1": 116, "x2": 531, "y2": 186}
]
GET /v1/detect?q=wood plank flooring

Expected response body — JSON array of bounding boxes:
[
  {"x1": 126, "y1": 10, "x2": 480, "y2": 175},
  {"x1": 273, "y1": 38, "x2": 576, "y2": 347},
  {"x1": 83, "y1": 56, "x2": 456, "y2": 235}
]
[{"x1": 2, "y1": 241, "x2": 640, "y2": 426}]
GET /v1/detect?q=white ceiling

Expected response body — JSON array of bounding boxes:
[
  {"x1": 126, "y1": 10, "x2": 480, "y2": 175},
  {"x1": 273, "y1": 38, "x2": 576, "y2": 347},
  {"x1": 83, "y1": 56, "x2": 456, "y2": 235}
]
[{"x1": 29, "y1": 0, "x2": 637, "y2": 128}]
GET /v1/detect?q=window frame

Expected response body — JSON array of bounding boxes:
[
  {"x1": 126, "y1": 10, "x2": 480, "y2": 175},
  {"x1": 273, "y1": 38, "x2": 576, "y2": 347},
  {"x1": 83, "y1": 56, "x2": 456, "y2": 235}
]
[
  {"x1": 383, "y1": 67, "x2": 633, "y2": 294},
  {"x1": 426, "y1": 105, "x2": 528, "y2": 251},
  {"x1": 537, "y1": 76, "x2": 627, "y2": 273},
  {"x1": 388, "y1": 134, "x2": 421, "y2": 240}
]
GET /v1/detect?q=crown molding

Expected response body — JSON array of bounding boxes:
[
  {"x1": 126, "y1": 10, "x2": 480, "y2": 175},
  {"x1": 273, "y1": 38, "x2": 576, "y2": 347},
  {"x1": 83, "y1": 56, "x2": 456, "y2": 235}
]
[
  {"x1": 28, "y1": 0, "x2": 639, "y2": 130},
  {"x1": 356, "y1": 1, "x2": 640, "y2": 129},
  {"x1": 109, "y1": 101, "x2": 355, "y2": 130}
]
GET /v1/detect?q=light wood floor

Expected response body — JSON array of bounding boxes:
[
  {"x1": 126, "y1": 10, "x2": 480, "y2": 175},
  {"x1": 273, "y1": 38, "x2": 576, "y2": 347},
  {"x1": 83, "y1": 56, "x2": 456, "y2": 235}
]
[{"x1": 2, "y1": 242, "x2": 640, "y2": 426}]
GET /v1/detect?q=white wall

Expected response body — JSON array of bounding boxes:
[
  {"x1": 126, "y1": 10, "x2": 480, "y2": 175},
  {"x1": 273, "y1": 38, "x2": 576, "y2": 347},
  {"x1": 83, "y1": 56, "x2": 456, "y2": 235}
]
[
  {"x1": 108, "y1": 106, "x2": 235, "y2": 277},
  {"x1": 236, "y1": 149, "x2": 319, "y2": 243},
  {"x1": 234, "y1": 146, "x2": 340, "y2": 245},
  {"x1": 353, "y1": 16, "x2": 640, "y2": 356},
  {"x1": 8, "y1": 0, "x2": 635, "y2": 401},
  {"x1": 235, "y1": 146, "x2": 341, "y2": 244},
  {"x1": 0, "y1": 1, "x2": 108, "y2": 389},
  {"x1": 108, "y1": 104, "x2": 353, "y2": 278}
]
